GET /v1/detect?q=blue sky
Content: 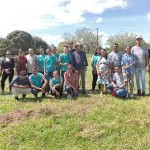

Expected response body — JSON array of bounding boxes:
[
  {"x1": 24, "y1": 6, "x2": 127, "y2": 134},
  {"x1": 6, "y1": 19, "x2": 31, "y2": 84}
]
[{"x1": 0, "y1": 0, "x2": 150, "y2": 47}]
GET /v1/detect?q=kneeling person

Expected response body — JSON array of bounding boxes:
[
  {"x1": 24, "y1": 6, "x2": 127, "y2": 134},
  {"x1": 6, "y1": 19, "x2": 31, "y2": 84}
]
[
  {"x1": 107, "y1": 66, "x2": 127, "y2": 98},
  {"x1": 29, "y1": 67, "x2": 47, "y2": 98},
  {"x1": 9, "y1": 71, "x2": 31, "y2": 101},
  {"x1": 50, "y1": 71, "x2": 63, "y2": 98}
]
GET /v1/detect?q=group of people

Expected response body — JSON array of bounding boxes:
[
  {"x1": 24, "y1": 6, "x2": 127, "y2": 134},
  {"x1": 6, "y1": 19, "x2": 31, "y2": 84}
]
[
  {"x1": 91, "y1": 35, "x2": 149, "y2": 98},
  {"x1": 0, "y1": 35, "x2": 149, "y2": 101}
]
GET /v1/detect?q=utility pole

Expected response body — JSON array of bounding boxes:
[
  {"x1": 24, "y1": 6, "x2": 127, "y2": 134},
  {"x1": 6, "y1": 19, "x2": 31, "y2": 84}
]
[{"x1": 96, "y1": 28, "x2": 98, "y2": 47}]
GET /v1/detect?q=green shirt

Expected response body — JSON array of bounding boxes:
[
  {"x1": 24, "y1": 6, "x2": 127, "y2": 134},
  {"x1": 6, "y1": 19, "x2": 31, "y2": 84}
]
[
  {"x1": 38, "y1": 54, "x2": 46, "y2": 72},
  {"x1": 60, "y1": 53, "x2": 70, "y2": 71},
  {"x1": 44, "y1": 55, "x2": 58, "y2": 73}
]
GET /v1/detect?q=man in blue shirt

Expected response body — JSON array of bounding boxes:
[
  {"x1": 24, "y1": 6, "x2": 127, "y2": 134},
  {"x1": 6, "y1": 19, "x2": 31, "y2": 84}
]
[
  {"x1": 10, "y1": 71, "x2": 31, "y2": 101},
  {"x1": 71, "y1": 43, "x2": 88, "y2": 94},
  {"x1": 29, "y1": 67, "x2": 47, "y2": 98}
]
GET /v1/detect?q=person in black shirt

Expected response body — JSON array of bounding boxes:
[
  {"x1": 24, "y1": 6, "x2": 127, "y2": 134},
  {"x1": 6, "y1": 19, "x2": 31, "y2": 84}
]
[{"x1": 1, "y1": 51, "x2": 15, "y2": 94}]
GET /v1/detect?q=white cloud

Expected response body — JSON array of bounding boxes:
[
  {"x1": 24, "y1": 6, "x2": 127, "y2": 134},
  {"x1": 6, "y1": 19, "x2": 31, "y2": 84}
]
[
  {"x1": 148, "y1": 12, "x2": 150, "y2": 21},
  {"x1": 0, "y1": 0, "x2": 127, "y2": 37},
  {"x1": 96, "y1": 17, "x2": 103, "y2": 23}
]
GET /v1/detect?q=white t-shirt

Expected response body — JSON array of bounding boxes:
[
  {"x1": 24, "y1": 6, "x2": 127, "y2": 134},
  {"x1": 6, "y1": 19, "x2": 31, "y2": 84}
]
[
  {"x1": 131, "y1": 45, "x2": 148, "y2": 70},
  {"x1": 26, "y1": 54, "x2": 39, "y2": 73},
  {"x1": 113, "y1": 72, "x2": 127, "y2": 89}
]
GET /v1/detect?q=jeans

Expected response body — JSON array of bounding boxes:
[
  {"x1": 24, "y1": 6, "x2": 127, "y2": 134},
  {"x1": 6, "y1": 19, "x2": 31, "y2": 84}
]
[
  {"x1": 135, "y1": 69, "x2": 146, "y2": 92},
  {"x1": 107, "y1": 84, "x2": 127, "y2": 98},
  {"x1": 65, "y1": 85, "x2": 78, "y2": 97},
  {"x1": 51, "y1": 85, "x2": 63, "y2": 97},
  {"x1": 45, "y1": 72, "x2": 53, "y2": 93}
]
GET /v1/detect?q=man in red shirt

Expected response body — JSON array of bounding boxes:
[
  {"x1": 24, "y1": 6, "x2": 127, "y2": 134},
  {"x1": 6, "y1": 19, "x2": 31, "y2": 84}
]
[{"x1": 14, "y1": 49, "x2": 27, "y2": 75}]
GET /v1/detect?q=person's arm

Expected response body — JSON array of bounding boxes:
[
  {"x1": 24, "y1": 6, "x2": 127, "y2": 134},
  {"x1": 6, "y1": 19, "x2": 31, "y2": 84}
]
[
  {"x1": 83, "y1": 52, "x2": 88, "y2": 70},
  {"x1": 29, "y1": 76, "x2": 42, "y2": 91},
  {"x1": 9, "y1": 77, "x2": 18, "y2": 87},
  {"x1": 42, "y1": 76, "x2": 47, "y2": 89},
  {"x1": 91, "y1": 56, "x2": 94, "y2": 70},
  {"x1": 145, "y1": 49, "x2": 149, "y2": 71},
  {"x1": 44, "y1": 59, "x2": 46, "y2": 75},
  {"x1": 11, "y1": 58, "x2": 15, "y2": 68}
]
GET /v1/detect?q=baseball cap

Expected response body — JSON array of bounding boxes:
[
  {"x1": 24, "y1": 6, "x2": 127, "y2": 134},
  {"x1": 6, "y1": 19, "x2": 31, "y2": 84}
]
[{"x1": 136, "y1": 35, "x2": 143, "y2": 40}]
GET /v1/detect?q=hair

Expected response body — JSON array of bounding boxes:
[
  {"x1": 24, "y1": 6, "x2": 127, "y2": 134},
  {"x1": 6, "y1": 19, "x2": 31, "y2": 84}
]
[
  {"x1": 64, "y1": 46, "x2": 69, "y2": 49},
  {"x1": 68, "y1": 41, "x2": 73, "y2": 45},
  {"x1": 94, "y1": 47, "x2": 102, "y2": 55},
  {"x1": 32, "y1": 67, "x2": 38, "y2": 70},
  {"x1": 101, "y1": 48, "x2": 108, "y2": 59},
  {"x1": 53, "y1": 71, "x2": 58, "y2": 75},
  {"x1": 113, "y1": 43, "x2": 118, "y2": 47},
  {"x1": 68, "y1": 64, "x2": 75, "y2": 73}
]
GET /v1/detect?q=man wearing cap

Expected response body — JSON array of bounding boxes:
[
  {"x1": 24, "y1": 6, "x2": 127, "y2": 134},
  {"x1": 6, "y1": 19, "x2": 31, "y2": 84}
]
[
  {"x1": 14, "y1": 48, "x2": 27, "y2": 75},
  {"x1": 9, "y1": 71, "x2": 31, "y2": 101},
  {"x1": 131, "y1": 35, "x2": 149, "y2": 96},
  {"x1": 71, "y1": 42, "x2": 88, "y2": 94}
]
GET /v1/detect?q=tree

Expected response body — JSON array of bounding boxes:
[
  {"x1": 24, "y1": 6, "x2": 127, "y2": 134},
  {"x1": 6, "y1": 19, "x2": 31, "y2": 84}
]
[
  {"x1": 63, "y1": 27, "x2": 102, "y2": 53},
  {"x1": 7, "y1": 30, "x2": 34, "y2": 52},
  {"x1": 107, "y1": 32, "x2": 148, "y2": 51},
  {"x1": 57, "y1": 41, "x2": 69, "y2": 53},
  {"x1": 32, "y1": 36, "x2": 48, "y2": 52},
  {"x1": 0, "y1": 38, "x2": 15, "y2": 57}
]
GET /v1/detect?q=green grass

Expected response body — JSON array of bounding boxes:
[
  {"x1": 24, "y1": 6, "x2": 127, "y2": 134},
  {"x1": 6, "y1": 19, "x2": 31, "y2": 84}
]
[{"x1": 0, "y1": 54, "x2": 150, "y2": 150}]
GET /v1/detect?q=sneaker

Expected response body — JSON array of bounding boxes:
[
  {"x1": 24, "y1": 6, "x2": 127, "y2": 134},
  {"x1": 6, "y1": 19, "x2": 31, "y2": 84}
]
[
  {"x1": 130, "y1": 94, "x2": 134, "y2": 98},
  {"x1": 22, "y1": 94, "x2": 27, "y2": 101},
  {"x1": 137, "y1": 90, "x2": 141, "y2": 96},
  {"x1": 141, "y1": 91, "x2": 145, "y2": 96},
  {"x1": 15, "y1": 97, "x2": 19, "y2": 101},
  {"x1": 33, "y1": 93, "x2": 38, "y2": 98},
  {"x1": 82, "y1": 89, "x2": 86, "y2": 94},
  {"x1": 1, "y1": 90, "x2": 4, "y2": 95},
  {"x1": 67, "y1": 94, "x2": 73, "y2": 99},
  {"x1": 41, "y1": 93, "x2": 46, "y2": 98}
]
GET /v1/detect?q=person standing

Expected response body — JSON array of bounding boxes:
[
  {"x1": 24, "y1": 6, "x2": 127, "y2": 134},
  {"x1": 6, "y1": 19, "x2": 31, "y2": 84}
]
[
  {"x1": 1, "y1": 51, "x2": 15, "y2": 94},
  {"x1": 91, "y1": 47, "x2": 101, "y2": 93},
  {"x1": 71, "y1": 42, "x2": 88, "y2": 94},
  {"x1": 131, "y1": 36, "x2": 149, "y2": 96},
  {"x1": 14, "y1": 49, "x2": 27, "y2": 75},
  {"x1": 108, "y1": 43, "x2": 123, "y2": 79},
  {"x1": 38, "y1": 47, "x2": 46, "y2": 74},
  {"x1": 26, "y1": 48, "x2": 38, "y2": 76},
  {"x1": 121, "y1": 46, "x2": 136, "y2": 98},
  {"x1": 59, "y1": 46, "x2": 70, "y2": 79}
]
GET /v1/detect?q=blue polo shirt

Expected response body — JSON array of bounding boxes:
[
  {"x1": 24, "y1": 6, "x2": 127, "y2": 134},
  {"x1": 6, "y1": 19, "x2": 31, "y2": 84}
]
[
  {"x1": 60, "y1": 53, "x2": 70, "y2": 71},
  {"x1": 29, "y1": 73, "x2": 43, "y2": 87},
  {"x1": 51, "y1": 76, "x2": 63, "y2": 85},
  {"x1": 38, "y1": 54, "x2": 46, "y2": 72}
]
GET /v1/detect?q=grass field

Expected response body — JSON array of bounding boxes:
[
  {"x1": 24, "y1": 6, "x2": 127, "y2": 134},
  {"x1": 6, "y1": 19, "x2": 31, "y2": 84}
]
[{"x1": 0, "y1": 54, "x2": 150, "y2": 150}]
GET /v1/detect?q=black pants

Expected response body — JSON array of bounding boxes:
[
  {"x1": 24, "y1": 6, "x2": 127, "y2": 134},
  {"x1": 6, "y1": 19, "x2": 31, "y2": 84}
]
[
  {"x1": 92, "y1": 72, "x2": 100, "y2": 91},
  {"x1": 51, "y1": 85, "x2": 63, "y2": 97},
  {"x1": 1, "y1": 70, "x2": 14, "y2": 91}
]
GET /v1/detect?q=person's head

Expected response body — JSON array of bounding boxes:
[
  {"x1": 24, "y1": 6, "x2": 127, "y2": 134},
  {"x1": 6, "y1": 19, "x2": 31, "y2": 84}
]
[
  {"x1": 67, "y1": 64, "x2": 75, "y2": 73},
  {"x1": 115, "y1": 66, "x2": 120, "y2": 73},
  {"x1": 125, "y1": 46, "x2": 131, "y2": 55},
  {"x1": 28, "y1": 48, "x2": 34, "y2": 55},
  {"x1": 18, "y1": 48, "x2": 24, "y2": 56},
  {"x1": 101, "y1": 49, "x2": 107, "y2": 58},
  {"x1": 46, "y1": 48, "x2": 52, "y2": 56},
  {"x1": 68, "y1": 41, "x2": 73, "y2": 49},
  {"x1": 112, "y1": 43, "x2": 119, "y2": 52},
  {"x1": 94, "y1": 47, "x2": 101, "y2": 55},
  {"x1": 136, "y1": 35, "x2": 143, "y2": 46},
  {"x1": 6, "y1": 51, "x2": 11, "y2": 58},
  {"x1": 52, "y1": 46, "x2": 57, "y2": 54},
  {"x1": 53, "y1": 71, "x2": 59, "y2": 78},
  {"x1": 20, "y1": 71, "x2": 27, "y2": 79},
  {"x1": 63, "y1": 46, "x2": 69, "y2": 53},
  {"x1": 75, "y1": 42, "x2": 81, "y2": 51},
  {"x1": 32, "y1": 67, "x2": 38, "y2": 75},
  {"x1": 39, "y1": 47, "x2": 45, "y2": 55}
]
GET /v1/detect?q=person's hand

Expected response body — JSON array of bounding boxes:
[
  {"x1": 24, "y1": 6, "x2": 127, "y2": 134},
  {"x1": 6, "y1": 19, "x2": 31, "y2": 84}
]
[
  {"x1": 41, "y1": 88, "x2": 45, "y2": 93},
  {"x1": 85, "y1": 66, "x2": 87, "y2": 71},
  {"x1": 123, "y1": 66, "x2": 128, "y2": 70},
  {"x1": 42, "y1": 85, "x2": 46, "y2": 89},
  {"x1": 146, "y1": 66, "x2": 149, "y2": 72},
  {"x1": 114, "y1": 87, "x2": 119, "y2": 91},
  {"x1": 5, "y1": 69, "x2": 10, "y2": 74}
]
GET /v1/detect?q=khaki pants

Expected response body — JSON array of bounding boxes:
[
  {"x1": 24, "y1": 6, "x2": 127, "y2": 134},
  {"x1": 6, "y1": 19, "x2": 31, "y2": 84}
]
[
  {"x1": 12, "y1": 87, "x2": 31, "y2": 97},
  {"x1": 78, "y1": 69, "x2": 86, "y2": 90}
]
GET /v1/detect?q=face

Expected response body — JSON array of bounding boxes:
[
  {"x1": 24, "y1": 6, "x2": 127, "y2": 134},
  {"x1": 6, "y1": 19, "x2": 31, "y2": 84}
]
[
  {"x1": 63, "y1": 47, "x2": 69, "y2": 53},
  {"x1": 29, "y1": 48, "x2": 34, "y2": 55},
  {"x1": 39, "y1": 48, "x2": 44, "y2": 54},
  {"x1": 46, "y1": 49, "x2": 52, "y2": 55},
  {"x1": 136, "y1": 38, "x2": 142, "y2": 45},
  {"x1": 20, "y1": 75, "x2": 26, "y2": 80},
  {"x1": 32, "y1": 69, "x2": 38, "y2": 75},
  {"x1": 69, "y1": 44, "x2": 73, "y2": 49},
  {"x1": 6, "y1": 52, "x2": 11, "y2": 57},
  {"x1": 52, "y1": 48, "x2": 57, "y2": 54},
  {"x1": 101, "y1": 50, "x2": 105, "y2": 56},
  {"x1": 125, "y1": 46, "x2": 131, "y2": 54},
  {"x1": 112, "y1": 44, "x2": 118, "y2": 52},
  {"x1": 18, "y1": 51, "x2": 24, "y2": 56},
  {"x1": 76, "y1": 44, "x2": 81, "y2": 50},
  {"x1": 115, "y1": 67, "x2": 120, "y2": 73},
  {"x1": 67, "y1": 65, "x2": 73, "y2": 72},
  {"x1": 96, "y1": 49, "x2": 101, "y2": 55},
  {"x1": 53, "y1": 72, "x2": 58, "y2": 78}
]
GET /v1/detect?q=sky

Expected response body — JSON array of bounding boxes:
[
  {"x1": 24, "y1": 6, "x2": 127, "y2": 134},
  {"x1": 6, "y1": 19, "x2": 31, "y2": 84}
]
[{"x1": 0, "y1": 0, "x2": 150, "y2": 47}]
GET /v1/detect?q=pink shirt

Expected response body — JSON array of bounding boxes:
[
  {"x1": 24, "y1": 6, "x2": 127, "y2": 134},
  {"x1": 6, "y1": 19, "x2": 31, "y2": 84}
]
[{"x1": 64, "y1": 71, "x2": 78, "y2": 87}]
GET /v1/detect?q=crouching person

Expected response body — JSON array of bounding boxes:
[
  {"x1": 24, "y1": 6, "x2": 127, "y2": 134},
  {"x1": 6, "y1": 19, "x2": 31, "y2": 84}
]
[
  {"x1": 107, "y1": 66, "x2": 128, "y2": 98},
  {"x1": 50, "y1": 71, "x2": 63, "y2": 98},
  {"x1": 64, "y1": 64, "x2": 79, "y2": 99},
  {"x1": 29, "y1": 67, "x2": 47, "y2": 98},
  {"x1": 9, "y1": 71, "x2": 31, "y2": 101}
]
